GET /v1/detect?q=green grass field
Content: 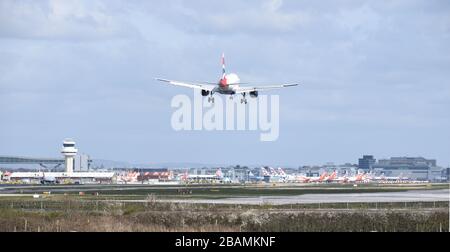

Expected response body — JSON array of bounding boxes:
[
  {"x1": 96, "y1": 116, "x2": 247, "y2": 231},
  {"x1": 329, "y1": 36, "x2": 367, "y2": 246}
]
[{"x1": 1, "y1": 182, "x2": 447, "y2": 200}]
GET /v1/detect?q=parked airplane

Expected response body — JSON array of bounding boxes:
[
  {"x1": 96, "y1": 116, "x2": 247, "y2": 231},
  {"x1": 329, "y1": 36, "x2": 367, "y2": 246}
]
[
  {"x1": 378, "y1": 173, "x2": 408, "y2": 182},
  {"x1": 277, "y1": 167, "x2": 286, "y2": 176},
  {"x1": 117, "y1": 171, "x2": 139, "y2": 183},
  {"x1": 295, "y1": 172, "x2": 329, "y2": 183},
  {"x1": 261, "y1": 167, "x2": 270, "y2": 177},
  {"x1": 40, "y1": 172, "x2": 58, "y2": 184},
  {"x1": 269, "y1": 167, "x2": 278, "y2": 176},
  {"x1": 186, "y1": 168, "x2": 224, "y2": 180},
  {"x1": 215, "y1": 168, "x2": 223, "y2": 178},
  {"x1": 156, "y1": 53, "x2": 299, "y2": 104},
  {"x1": 308, "y1": 172, "x2": 329, "y2": 183},
  {"x1": 321, "y1": 171, "x2": 338, "y2": 182},
  {"x1": 249, "y1": 170, "x2": 265, "y2": 182},
  {"x1": 342, "y1": 172, "x2": 369, "y2": 183},
  {"x1": 180, "y1": 171, "x2": 189, "y2": 181}
]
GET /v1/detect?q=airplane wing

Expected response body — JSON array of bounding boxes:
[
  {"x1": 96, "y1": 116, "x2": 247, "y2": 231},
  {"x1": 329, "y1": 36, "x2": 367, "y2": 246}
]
[
  {"x1": 155, "y1": 78, "x2": 216, "y2": 91},
  {"x1": 233, "y1": 83, "x2": 299, "y2": 94}
]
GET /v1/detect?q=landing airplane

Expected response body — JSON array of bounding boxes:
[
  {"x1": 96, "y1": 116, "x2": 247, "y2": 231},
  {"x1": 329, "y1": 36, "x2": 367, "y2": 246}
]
[{"x1": 156, "y1": 53, "x2": 299, "y2": 104}]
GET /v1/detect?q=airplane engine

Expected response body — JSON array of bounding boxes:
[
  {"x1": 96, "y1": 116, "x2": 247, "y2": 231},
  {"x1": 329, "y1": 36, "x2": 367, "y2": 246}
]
[
  {"x1": 201, "y1": 90, "x2": 210, "y2": 96},
  {"x1": 249, "y1": 91, "x2": 258, "y2": 98}
]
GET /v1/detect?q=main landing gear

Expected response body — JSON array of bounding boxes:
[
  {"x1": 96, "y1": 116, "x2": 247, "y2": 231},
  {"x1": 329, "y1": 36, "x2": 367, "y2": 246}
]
[
  {"x1": 240, "y1": 93, "x2": 247, "y2": 104},
  {"x1": 207, "y1": 94, "x2": 248, "y2": 104}
]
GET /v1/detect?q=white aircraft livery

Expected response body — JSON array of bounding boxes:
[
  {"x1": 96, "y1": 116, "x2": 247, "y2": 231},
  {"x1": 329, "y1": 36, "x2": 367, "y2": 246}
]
[{"x1": 156, "y1": 53, "x2": 299, "y2": 104}]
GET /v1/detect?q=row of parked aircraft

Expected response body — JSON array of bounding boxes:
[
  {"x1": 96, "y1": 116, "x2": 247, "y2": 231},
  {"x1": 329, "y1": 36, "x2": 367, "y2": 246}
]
[
  {"x1": 257, "y1": 167, "x2": 409, "y2": 183},
  {"x1": 177, "y1": 166, "x2": 409, "y2": 184},
  {"x1": 2, "y1": 168, "x2": 408, "y2": 184}
]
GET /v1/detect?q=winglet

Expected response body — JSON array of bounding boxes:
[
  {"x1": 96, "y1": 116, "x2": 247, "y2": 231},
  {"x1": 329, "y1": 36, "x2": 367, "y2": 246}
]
[{"x1": 155, "y1": 78, "x2": 170, "y2": 82}]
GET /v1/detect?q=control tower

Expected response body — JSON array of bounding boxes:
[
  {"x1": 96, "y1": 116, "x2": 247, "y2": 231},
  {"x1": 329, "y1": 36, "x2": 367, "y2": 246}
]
[{"x1": 61, "y1": 139, "x2": 78, "y2": 173}]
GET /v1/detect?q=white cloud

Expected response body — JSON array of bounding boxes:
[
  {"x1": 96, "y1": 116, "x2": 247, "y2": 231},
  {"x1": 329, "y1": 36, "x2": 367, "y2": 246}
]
[
  {"x1": 335, "y1": 4, "x2": 382, "y2": 37},
  {"x1": 0, "y1": 0, "x2": 138, "y2": 40}
]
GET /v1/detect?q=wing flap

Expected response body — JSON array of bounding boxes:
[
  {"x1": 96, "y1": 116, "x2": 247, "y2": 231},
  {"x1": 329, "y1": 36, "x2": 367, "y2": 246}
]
[
  {"x1": 156, "y1": 78, "x2": 216, "y2": 91},
  {"x1": 234, "y1": 83, "x2": 299, "y2": 94}
]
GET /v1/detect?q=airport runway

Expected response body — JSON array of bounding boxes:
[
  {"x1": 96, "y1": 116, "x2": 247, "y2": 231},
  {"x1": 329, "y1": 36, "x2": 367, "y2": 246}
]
[{"x1": 157, "y1": 189, "x2": 450, "y2": 205}]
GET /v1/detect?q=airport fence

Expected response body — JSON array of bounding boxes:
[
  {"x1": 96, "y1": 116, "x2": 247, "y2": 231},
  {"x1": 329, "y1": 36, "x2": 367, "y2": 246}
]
[{"x1": 0, "y1": 198, "x2": 448, "y2": 232}]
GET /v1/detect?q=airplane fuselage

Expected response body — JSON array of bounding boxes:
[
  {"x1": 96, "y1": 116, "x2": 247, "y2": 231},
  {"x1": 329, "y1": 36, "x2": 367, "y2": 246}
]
[
  {"x1": 213, "y1": 85, "x2": 237, "y2": 95},
  {"x1": 213, "y1": 73, "x2": 240, "y2": 95}
]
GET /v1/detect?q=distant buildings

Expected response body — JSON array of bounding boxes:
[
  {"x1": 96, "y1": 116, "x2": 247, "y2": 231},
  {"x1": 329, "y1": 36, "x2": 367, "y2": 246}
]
[
  {"x1": 358, "y1": 155, "x2": 376, "y2": 171},
  {"x1": 377, "y1": 157, "x2": 436, "y2": 167},
  {"x1": 74, "y1": 154, "x2": 91, "y2": 172},
  {"x1": 0, "y1": 156, "x2": 64, "y2": 170},
  {"x1": 443, "y1": 168, "x2": 450, "y2": 182},
  {"x1": 359, "y1": 155, "x2": 446, "y2": 181}
]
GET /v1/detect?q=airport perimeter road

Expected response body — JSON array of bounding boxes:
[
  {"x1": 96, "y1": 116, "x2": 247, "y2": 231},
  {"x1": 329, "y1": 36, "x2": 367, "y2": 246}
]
[{"x1": 157, "y1": 189, "x2": 450, "y2": 205}]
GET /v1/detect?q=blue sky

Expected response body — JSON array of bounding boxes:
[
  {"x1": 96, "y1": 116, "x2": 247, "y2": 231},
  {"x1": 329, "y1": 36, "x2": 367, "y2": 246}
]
[{"x1": 0, "y1": 0, "x2": 449, "y2": 167}]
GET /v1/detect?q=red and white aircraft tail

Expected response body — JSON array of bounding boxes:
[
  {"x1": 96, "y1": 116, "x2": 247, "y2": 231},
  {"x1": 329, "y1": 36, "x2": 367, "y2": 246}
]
[
  {"x1": 277, "y1": 167, "x2": 286, "y2": 176},
  {"x1": 215, "y1": 168, "x2": 223, "y2": 178},
  {"x1": 269, "y1": 167, "x2": 278, "y2": 176}
]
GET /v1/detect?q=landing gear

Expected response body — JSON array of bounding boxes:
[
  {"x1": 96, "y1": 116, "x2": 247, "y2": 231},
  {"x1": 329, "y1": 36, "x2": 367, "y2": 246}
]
[
  {"x1": 240, "y1": 93, "x2": 247, "y2": 104},
  {"x1": 208, "y1": 96, "x2": 215, "y2": 103},
  {"x1": 229, "y1": 95, "x2": 234, "y2": 100}
]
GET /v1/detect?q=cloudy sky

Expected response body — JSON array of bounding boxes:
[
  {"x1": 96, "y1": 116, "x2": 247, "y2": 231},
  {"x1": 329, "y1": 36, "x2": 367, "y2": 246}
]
[{"x1": 1, "y1": 0, "x2": 449, "y2": 167}]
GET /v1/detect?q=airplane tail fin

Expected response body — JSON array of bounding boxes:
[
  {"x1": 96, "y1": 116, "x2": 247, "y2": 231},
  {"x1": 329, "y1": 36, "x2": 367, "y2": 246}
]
[
  {"x1": 221, "y1": 53, "x2": 226, "y2": 78},
  {"x1": 319, "y1": 172, "x2": 328, "y2": 180},
  {"x1": 261, "y1": 167, "x2": 269, "y2": 176},
  {"x1": 330, "y1": 171, "x2": 337, "y2": 180},
  {"x1": 216, "y1": 168, "x2": 223, "y2": 178}
]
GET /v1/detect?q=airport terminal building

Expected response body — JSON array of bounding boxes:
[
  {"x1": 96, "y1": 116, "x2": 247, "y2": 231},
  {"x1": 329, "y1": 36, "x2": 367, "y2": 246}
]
[{"x1": 360, "y1": 156, "x2": 446, "y2": 181}]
